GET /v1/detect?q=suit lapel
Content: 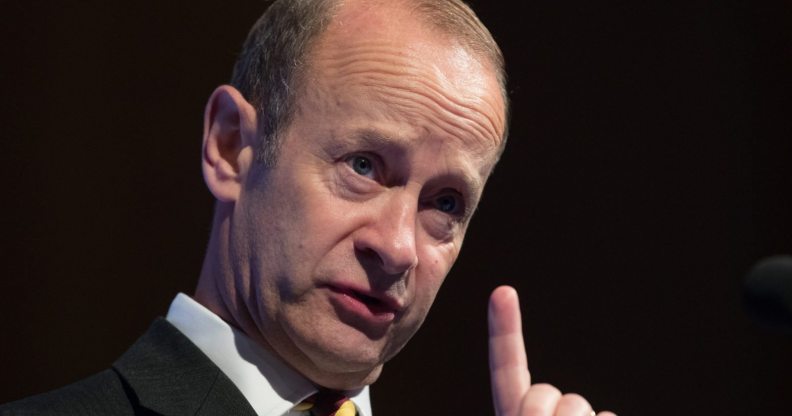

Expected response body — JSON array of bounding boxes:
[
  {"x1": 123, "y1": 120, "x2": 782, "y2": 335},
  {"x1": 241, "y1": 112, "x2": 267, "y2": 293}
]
[{"x1": 113, "y1": 318, "x2": 257, "y2": 416}]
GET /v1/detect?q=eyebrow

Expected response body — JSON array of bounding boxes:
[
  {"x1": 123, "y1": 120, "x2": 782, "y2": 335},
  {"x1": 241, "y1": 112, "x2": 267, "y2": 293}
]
[{"x1": 353, "y1": 129, "x2": 406, "y2": 152}]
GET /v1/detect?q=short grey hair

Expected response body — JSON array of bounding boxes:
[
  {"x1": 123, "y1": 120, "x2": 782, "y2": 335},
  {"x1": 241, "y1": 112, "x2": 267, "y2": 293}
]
[{"x1": 230, "y1": 0, "x2": 508, "y2": 166}]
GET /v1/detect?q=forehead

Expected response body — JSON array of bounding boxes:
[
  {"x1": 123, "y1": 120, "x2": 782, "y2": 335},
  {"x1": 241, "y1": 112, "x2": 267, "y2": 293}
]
[{"x1": 299, "y1": 1, "x2": 506, "y2": 161}]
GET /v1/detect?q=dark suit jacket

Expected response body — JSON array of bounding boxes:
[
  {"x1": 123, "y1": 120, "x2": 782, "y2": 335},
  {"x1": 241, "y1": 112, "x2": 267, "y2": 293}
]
[{"x1": 0, "y1": 319, "x2": 257, "y2": 416}]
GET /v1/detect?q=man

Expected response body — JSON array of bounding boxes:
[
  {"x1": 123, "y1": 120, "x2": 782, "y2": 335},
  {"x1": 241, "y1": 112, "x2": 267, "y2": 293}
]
[{"x1": 1, "y1": 0, "x2": 614, "y2": 415}]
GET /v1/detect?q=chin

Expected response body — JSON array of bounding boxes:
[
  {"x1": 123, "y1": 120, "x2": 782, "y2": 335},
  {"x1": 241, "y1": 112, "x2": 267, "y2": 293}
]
[
  {"x1": 306, "y1": 333, "x2": 389, "y2": 370},
  {"x1": 293, "y1": 326, "x2": 395, "y2": 387},
  {"x1": 307, "y1": 361, "x2": 384, "y2": 390}
]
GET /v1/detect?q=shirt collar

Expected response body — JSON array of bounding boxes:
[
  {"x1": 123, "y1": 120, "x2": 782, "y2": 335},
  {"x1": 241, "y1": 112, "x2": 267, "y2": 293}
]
[{"x1": 165, "y1": 293, "x2": 372, "y2": 416}]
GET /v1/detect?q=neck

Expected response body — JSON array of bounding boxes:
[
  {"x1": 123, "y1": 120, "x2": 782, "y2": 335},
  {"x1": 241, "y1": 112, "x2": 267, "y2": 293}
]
[{"x1": 194, "y1": 204, "x2": 250, "y2": 334}]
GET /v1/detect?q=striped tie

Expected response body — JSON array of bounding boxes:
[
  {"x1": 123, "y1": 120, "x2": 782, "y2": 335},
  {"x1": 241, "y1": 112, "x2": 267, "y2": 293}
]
[{"x1": 294, "y1": 390, "x2": 356, "y2": 416}]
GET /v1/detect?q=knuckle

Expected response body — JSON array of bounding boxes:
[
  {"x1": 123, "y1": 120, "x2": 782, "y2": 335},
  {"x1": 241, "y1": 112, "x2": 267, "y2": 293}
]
[
  {"x1": 518, "y1": 398, "x2": 553, "y2": 416},
  {"x1": 530, "y1": 383, "x2": 562, "y2": 397},
  {"x1": 521, "y1": 406, "x2": 546, "y2": 416},
  {"x1": 517, "y1": 383, "x2": 563, "y2": 416},
  {"x1": 561, "y1": 392, "x2": 586, "y2": 402},
  {"x1": 558, "y1": 392, "x2": 591, "y2": 410}
]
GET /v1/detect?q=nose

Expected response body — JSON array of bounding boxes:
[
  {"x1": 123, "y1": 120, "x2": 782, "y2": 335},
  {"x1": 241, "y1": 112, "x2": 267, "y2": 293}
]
[{"x1": 354, "y1": 192, "x2": 419, "y2": 276}]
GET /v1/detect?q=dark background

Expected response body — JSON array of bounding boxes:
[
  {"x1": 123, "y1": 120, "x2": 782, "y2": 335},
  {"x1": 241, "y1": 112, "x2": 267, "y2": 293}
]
[{"x1": 1, "y1": 0, "x2": 790, "y2": 414}]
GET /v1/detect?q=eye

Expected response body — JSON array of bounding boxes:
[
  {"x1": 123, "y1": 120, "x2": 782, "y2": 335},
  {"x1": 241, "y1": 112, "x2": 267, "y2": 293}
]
[
  {"x1": 421, "y1": 191, "x2": 468, "y2": 240},
  {"x1": 349, "y1": 155, "x2": 374, "y2": 177},
  {"x1": 433, "y1": 193, "x2": 465, "y2": 217},
  {"x1": 436, "y1": 194, "x2": 458, "y2": 213}
]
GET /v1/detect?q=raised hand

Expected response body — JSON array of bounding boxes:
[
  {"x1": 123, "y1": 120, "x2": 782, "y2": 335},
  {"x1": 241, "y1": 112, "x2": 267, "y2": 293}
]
[{"x1": 488, "y1": 286, "x2": 616, "y2": 416}]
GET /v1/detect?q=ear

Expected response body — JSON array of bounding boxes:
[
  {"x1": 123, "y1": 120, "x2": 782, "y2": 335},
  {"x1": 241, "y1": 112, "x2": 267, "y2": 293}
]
[{"x1": 202, "y1": 85, "x2": 257, "y2": 202}]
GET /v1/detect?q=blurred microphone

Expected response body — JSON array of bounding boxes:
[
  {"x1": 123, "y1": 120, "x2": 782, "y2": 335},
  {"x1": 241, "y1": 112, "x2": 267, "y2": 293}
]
[{"x1": 742, "y1": 255, "x2": 792, "y2": 332}]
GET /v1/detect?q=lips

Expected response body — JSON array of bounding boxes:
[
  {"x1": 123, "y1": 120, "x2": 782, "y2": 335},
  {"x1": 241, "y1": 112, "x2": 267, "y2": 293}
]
[{"x1": 326, "y1": 284, "x2": 403, "y2": 325}]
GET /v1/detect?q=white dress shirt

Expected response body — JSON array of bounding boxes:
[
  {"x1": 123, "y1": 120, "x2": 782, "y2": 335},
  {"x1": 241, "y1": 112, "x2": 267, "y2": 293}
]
[{"x1": 165, "y1": 293, "x2": 372, "y2": 416}]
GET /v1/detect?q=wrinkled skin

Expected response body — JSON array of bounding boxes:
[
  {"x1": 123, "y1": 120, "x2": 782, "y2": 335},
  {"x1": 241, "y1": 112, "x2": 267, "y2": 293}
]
[{"x1": 198, "y1": 0, "x2": 504, "y2": 390}]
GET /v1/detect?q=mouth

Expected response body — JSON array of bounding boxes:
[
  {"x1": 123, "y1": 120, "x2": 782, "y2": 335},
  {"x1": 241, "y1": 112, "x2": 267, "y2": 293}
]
[
  {"x1": 326, "y1": 284, "x2": 403, "y2": 323},
  {"x1": 349, "y1": 289, "x2": 397, "y2": 314}
]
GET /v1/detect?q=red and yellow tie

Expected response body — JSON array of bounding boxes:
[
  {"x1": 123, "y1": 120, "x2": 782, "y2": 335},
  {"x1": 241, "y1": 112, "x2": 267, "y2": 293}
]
[{"x1": 294, "y1": 390, "x2": 356, "y2": 416}]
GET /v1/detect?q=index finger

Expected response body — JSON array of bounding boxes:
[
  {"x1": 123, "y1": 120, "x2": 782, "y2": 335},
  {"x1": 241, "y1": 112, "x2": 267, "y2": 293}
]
[{"x1": 488, "y1": 285, "x2": 531, "y2": 416}]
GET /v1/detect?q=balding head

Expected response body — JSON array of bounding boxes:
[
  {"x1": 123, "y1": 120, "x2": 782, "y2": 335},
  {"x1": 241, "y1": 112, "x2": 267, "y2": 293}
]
[{"x1": 231, "y1": 0, "x2": 508, "y2": 166}]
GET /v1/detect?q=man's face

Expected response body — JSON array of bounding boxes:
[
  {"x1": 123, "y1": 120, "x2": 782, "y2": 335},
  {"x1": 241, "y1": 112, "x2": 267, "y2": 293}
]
[{"x1": 229, "y1": 4, "x2": 505, "y2": 388}]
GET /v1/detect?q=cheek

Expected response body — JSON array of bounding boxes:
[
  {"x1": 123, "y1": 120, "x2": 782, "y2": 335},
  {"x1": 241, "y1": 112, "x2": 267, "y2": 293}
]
[
  {"x1": 266, "y1": 170, "x2": 337, "y2": 250},
  {"x1": 415, "y1": 243, "x2": 459, "y2": 299}
]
